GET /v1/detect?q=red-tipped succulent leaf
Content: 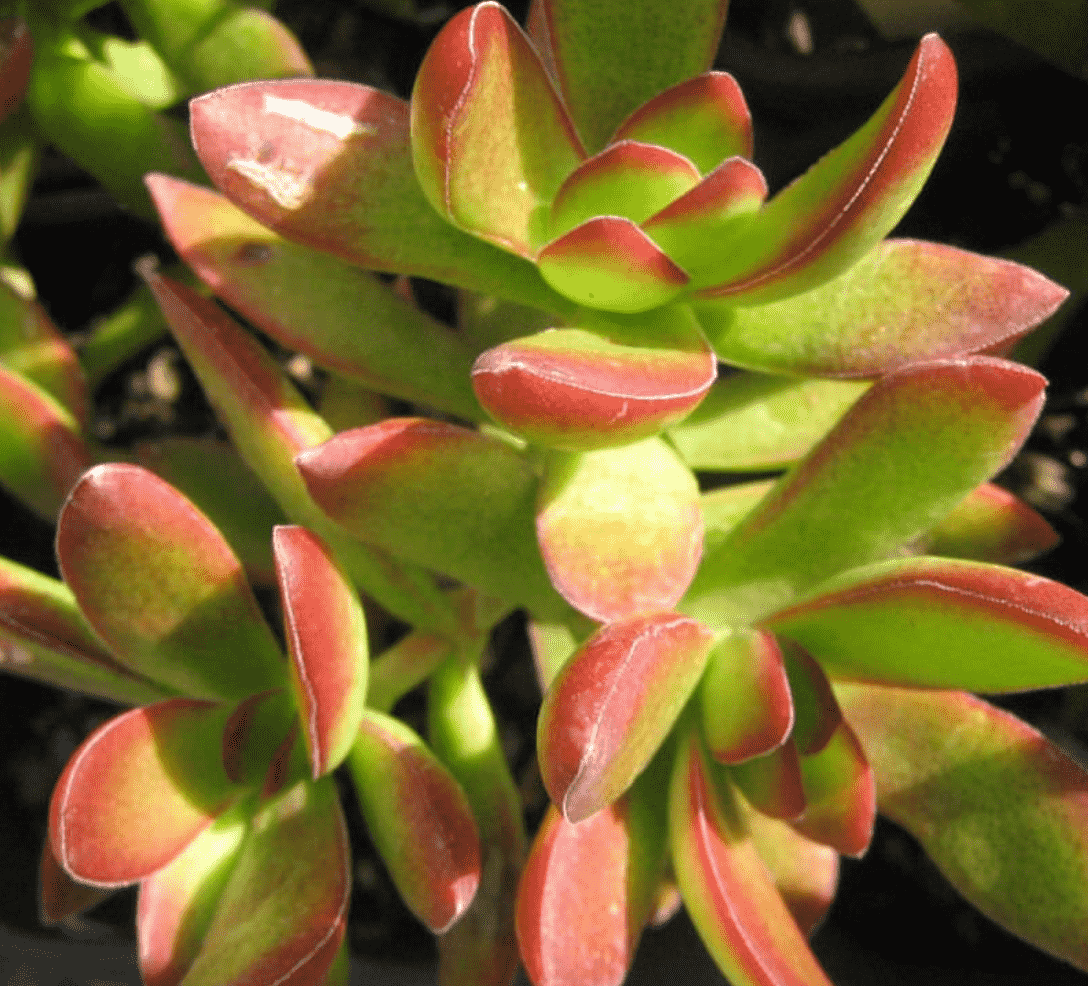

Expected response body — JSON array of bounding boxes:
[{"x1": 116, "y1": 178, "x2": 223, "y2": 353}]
[
  {"x1": 0, "y1": 18, "x2": 31, "y2": 123},
  {"x1": 39, "y1": 841, "x2": 114, "y2": 925},
  {"x1": 538, "y1": 612, "x2": 714, "y2": 821},
  {"x1": 728, "y1": 740, "x2": 807, "y2": 821}
]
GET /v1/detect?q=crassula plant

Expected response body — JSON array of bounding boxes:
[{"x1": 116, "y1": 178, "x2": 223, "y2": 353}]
[{"x1": 3, "y1": 1, "x2": 1088, "y2": 985}]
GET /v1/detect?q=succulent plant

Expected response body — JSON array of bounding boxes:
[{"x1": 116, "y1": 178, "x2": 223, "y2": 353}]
[{"x1": 1, "y1": 1, "x2": 1088, "y2": 985}]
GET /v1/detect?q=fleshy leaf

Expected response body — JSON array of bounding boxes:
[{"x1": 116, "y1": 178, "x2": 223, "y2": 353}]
[
  {"x1": 670, "y1": 374, "x2": 868, "y2": 472},
  {"x1": 611, "y1": 72, "x2": 752, "y2": 173},
  {"x1": 781, "y1": 645, "x2": 841, "y2": 756},
  {"x1": 697, "y1": 239, "x2": 1069, "y2": 376},
  {"x1": 471, "y1": 309, "x2": 716, "y2": 451},
  {"x1": 669, "y1": 723, "x2": 835, "y2": 986},
  {"x1": 517, "y1": 784, "x2": 666, "y2": 986},
  {"x1": 728, "y1": 740, "x2": 806, "y2": 821},
  {"x1": 142, "y1": 265, "x2": 456, "y2": 634},
  {"x1": 367, "y1": 629, "x2": 453, "y2": 715},
  {"x1": 536, "y1": 438, "x2": 702, "y2": 621},
  {"x1": 701, "y1": 480, "x2": 776, "y2": 553},
  {"x1": 548, "y1": 140, "x2": 700, "y2": 240},
  {"x1": 0, "y1": 554, "x2": 170, "y2": 705},
  {"x1": 39, "y1": 841, "x2": 114, "y2": 926},
  {"x1": 0, "y1": 19, "x2": 31, "y2": 123},
  {"x1": 411, "y1": 2, "x2": 584, "y2": 255},
  {"x1": 767, "y1": 555, "x2": 1088, "y2": 692},
  {"x1": 146, "y1": 176, "x2": 483, "y2": 420},
  {"x1": 741, "y1": 802, "x2": 839, "y2": 937},
  {"x1": 537, "y1": 216, "x2": 689, "y2": 313},
  {"x1": 274, "y1": 526, "x2": 368, "y2": 778},
  {"x1": 538, "y1": 612, "x2": 714, "y2": 821},
  {"x1": 296, "y1": 419, "x2": 564, "y2": 617},
  {"x1": 348, "y1": 709, "x2": 480, "y2": 934},
  {"x1": 189, "y1": 79, "x2": 571, "y2": 313},
  {"x1": 792, "y1": 719, "x2": 875, "y2": 858},
  {"x1": 697, "y1": 35, "x2": 958, "y2": 304},
  {"x1": 137, "y1": 805, "x2": 249, "y2": 986},
  {"x1": 179, "y1": 778, "x2": 349, "y2": 986},
  {"x1": 700, "y1": 630, "x2": 793, "y2": 764},
  {"x1": 920, "y1": 482, "x2": 1058, "y2": 565},
  {"x1": 49, "y1": 699, "x2": 238, "y2": 886},
  {"x1": 838, "y1": 682, "x2": 1088, "y2": 972},
  {"x1": 221, "y1": 689, "x2": 299, "y2": 791},
  {"x1": 57, "y1": 464, "x2": 285, "y2": 701},
  {"x1": 0, "y1": 364, "x2": 91, "y2": 520},
  {"x1": 686, "y1": 357, "x2": 1047, "y2": 626},
  {"x1": 528, "y1": 0, "x2": 730, "y2": 152}
]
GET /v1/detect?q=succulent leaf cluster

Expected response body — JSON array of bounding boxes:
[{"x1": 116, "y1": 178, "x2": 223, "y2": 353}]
[{"x1": 1, "y1": 2, "x2": 1088, "y2": 986}]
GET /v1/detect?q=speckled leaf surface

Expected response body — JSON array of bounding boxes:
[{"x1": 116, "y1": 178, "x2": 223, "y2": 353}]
[
  {"x1": 686, "y1": 357, "x2": 1046, "y2": 626},
  {"x1": 668, "y1": 374, "x2": 868, "y2": 472},
  {"x1": 49, "y1": 699, "x2": 238, "y2": 886},
  {"x1": 188, "y1": 79, "x2": 571, "y2": 313},
  {"x1": 698, "y1": 239, "x2": 1068, "y2": 376},
  {"x1": 349, "y1": 709, "x2": 480, "y2": 934},
  {"x1": 296, "y1": 419, "x2": 563, "y2": 617},
  {"x1": 179, "y1": 778, "x2": 349, "y2": 986},
  {"x1": 538, "y1": 612, "x2": 714, "y2": 821},
  {"x1": 670, "y1": 724, "x2": 835, "y2": 986},
  {"x1": 274, "y1": 526, "x2": 368, "y2": 778},
  {"x1": 838, "y1": 683, "x2": 1088, "y2": 973},
  {"x1": 411, "y1": 2, "x2": 583, "y2": 255},
  {"x1": 472, "y1": 309, "x2": 715, "y2": 450},
  {"x1": 767, "y1": 555, "x2": 1088, "y2": 692},
  {"x1": 527, "y1": 0, "x2": 730, "y2": 151},
  {"x1": 611, "y1": 72, "x2": 752, "y2": 173},
  {"x1": 147, "y1": 176, "x2": 483, "y2": 420},
  {"x1": 697, "y1": 35, "x2": 957, "y2": 304},
  {"x1": 56, "y1": 464, "x2": 284, "y2": 701},
  {"x1": 536, "y1": 438, "x2": 702, "y2": 621}
]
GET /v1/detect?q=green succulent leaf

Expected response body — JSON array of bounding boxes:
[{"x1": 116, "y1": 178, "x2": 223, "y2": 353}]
[
  {"x1": 727, "y1": 740, "x2": 806, "y2": 821},
  {"x1": 611, "y1": 71, "x2": 752, "y2": 174},
  {"x1": 296, "y1": 418, "x2": 565, "y2": 618},
  {"x1": 669, "y1": 722, "x2": 835, "y2": 986},
  {"x1": 189, "y1": 79, "x2": 572, "y2": 314},
  {"x1": 767, "y1": 555, "x2": 1088, "y2": 692},
  {"x1": 838, "y1": 683, "x2": 1088, "y2": 974},
  {"x1": 348, "y1": 708, "x2": 481, "y2": 934},
  {"x1": 147, "y1": 176, "x2": 483, "y2": 420},
  {"x1": 686, "y1": 357, "x2": 1046, "y2": 626},
  {"x1": 668, "y1": 373, "x2": 868, "y2": 472},
  {"x1": 538, "y1": 612, "x2": 714, "y2": 822},
  {"x1": 697, "y1": 239, "x2": 1069, "y2": 377},
  {"x1": 48, "y1": 699, "x2": 239, "y2": 886},
  {"x1": 700, "y1": 480, "x2": 776, "y2": 553},
  {"x1": 696, "y1": 35, "x2": 958, "y2": 304},
  {"x1": 536, "y1": 438, "x2": 703, "y2": 621},
  {"x1": 179, "y1": 778, "x2": 349, "y2": 986},
  {"x1": 0, "y1": 110, "x2": 40, "y2": 244},
  {"x1": 527, "y1": 0, "x2": 730, "y2": 152},
  {"x1": 57, "y1": 464, "x2": 285, "y2": 702},
  {"x1": 411, "y1": 2, "x2": 584, "y2": 256}
]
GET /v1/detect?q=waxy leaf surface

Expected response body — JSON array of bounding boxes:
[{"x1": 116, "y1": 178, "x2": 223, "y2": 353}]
[
  {"x1": 147, "y1": 176, "x2": 483, "y2": 420},
  {"x1": 768, "y1": 555, "x2": 1088, "y2": 692},
  {"x1": 189, "y1": 79, "x2": 570, "y2": 313},
  {"x1": 687, "y1": 358, "x2": 1046, "y2": 626},
  {"x1": 699, "y1": 239, "x2": 1068, "y2": 377},
  {"x1": 669, "y1": 374, "x2": 867, "y2": 472},
  {"x1": 275, "y1": 526, "x2": 368, "y2": 778},
  {"x1": 538, "y1": 612, "x2": 714, "y2": 821},
  {"x1": 700, "y1": 630, "x2": 793, "y2": 764},
  {"x1": 411, "y1": 2, "x2": 583, "y2": 255},
  {"x1": 669, "y1": 725, "x2": 834, "y2": 986},
  {"x1": 838, "y1": 683, "x2": 1088, "y2": 973},
  {"x1": 49, "y1": 699, "x2": 237, "y2": 886},
  {"x1": 57, "y1": 464, "x2": 284, "y2": 701},
  {"x1": 180, "y1": 779, "x2": 349, "y2": 986},
  {"x1": 349, "y1": 709, "x2": 480, "y2": 933},
  {"x1": 536, "y1": 438, "x2": 702, "y2": 621},
  {"x1": 297, "y1": 419, "x2": 562, "y2": 617},
  {"x1": 472, "y1": 310, "x2": 715, "y2": 450},
  {"x1": 528, "y1": 0, "x2": 729, "y2": 151},
  {"x1": 611, "y1": 72, "x2": 752, "y2": 174},
  {"x1": 698, "y1": 35, "x2": 957, "y2": 303}
]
